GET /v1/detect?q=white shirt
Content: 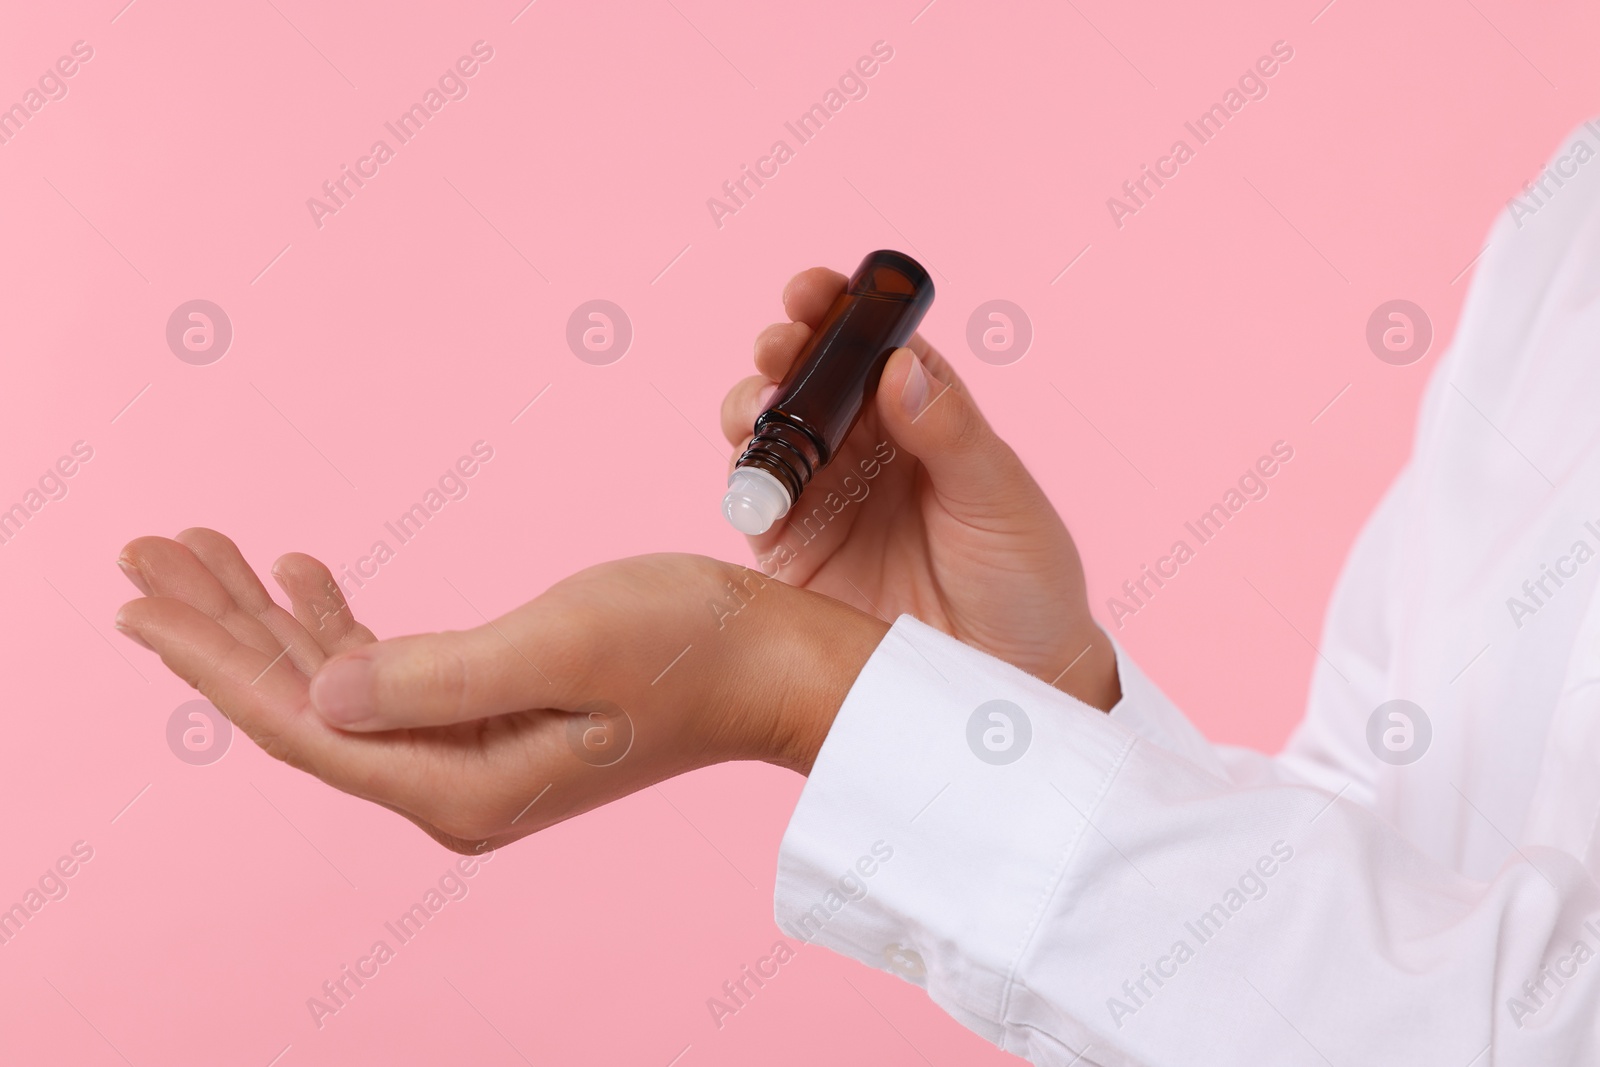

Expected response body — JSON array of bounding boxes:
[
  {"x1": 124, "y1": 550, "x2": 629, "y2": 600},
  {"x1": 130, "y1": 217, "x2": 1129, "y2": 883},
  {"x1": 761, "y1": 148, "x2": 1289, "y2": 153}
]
[{"x1": 774, "y1": 121, "x2": 1600, "y2": 1066}]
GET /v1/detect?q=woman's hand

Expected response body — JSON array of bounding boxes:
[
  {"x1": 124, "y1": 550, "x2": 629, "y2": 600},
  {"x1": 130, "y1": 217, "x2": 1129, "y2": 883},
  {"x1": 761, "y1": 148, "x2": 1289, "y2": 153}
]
[
  {"x1": 721, "y1": 267, "x2": 1120, "y2": 711},
  {"x1": 113, "y1": 530, "x2": 886, "y2": 853}
]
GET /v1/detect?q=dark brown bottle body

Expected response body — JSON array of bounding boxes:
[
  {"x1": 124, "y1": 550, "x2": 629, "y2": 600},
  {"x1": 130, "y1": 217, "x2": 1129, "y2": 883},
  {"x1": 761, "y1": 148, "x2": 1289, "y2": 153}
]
[{"x1": 734, "y1": 250, "x2": 935, "y2": 504}]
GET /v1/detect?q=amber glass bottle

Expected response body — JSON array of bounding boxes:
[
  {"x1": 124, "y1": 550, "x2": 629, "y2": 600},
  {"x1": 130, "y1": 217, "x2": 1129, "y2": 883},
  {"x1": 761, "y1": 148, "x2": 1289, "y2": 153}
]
[{"x1": 723, "y1": 250, "x2": 935, "y2": 534}]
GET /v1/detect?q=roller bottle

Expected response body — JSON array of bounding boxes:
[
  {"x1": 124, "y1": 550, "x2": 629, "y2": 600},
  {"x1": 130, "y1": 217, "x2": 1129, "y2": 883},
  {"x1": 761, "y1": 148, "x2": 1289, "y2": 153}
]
[{"x1": 723, "y1": 249, "x2": 935, "y2": 535}]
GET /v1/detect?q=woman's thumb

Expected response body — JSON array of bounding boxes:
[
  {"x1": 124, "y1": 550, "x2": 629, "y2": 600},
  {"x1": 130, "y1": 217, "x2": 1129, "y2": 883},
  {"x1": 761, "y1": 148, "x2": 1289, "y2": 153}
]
[
  {"x1": 310, "y1": 626, "x2": 553, "y2": 731},
  {"x1": 876, "y1": 347, "x2": 1040, "y2": 517}
]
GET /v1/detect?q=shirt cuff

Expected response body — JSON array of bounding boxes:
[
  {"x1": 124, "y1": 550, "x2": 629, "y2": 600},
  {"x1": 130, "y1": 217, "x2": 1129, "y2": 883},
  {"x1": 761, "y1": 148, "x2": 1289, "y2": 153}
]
[
  {"x1": 773, "y1": 615, "x2": 1137, "y2": 1047},
  {"x1": 1104, "y1": 633, "x2": 1229, "y2": 779}
]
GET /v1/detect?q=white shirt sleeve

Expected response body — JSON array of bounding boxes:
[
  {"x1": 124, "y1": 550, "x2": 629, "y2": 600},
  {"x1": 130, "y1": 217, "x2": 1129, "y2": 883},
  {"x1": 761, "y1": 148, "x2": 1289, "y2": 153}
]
[
  {"x1": 774, "y1": 119, "x2": 1600, "y2": 1065},
  {"x1": 774, "y1": 614, "x2": 1600, "y2": 1066},
  {"x1": 1111, "y1": 456, "x2": 1418, "y2": 802}
]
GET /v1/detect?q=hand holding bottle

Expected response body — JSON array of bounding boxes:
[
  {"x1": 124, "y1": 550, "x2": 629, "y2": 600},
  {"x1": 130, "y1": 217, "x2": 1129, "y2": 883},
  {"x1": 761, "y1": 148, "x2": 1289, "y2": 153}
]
[{"x1": 721, "y1": 266, "x2": 1120, "y2": 711}]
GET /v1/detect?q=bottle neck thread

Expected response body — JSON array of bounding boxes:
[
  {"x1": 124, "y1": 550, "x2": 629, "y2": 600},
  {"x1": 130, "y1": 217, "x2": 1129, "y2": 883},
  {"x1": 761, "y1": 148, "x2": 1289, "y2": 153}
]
[{"x1": 734, "y1": 418, "x2": 824, "y2": 503}]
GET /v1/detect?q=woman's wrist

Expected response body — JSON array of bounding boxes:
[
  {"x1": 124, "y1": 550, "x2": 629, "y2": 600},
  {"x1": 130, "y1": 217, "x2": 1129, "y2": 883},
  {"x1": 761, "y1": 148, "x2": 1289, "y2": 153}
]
[
  {"x1": 744, "y1": 574, "x2": 889, "y2": 775},
  {"x1": 1051, "y1": 623, "x2": 1122, "y2": 712},
  {"x1": 732, "y1": 577, "x2": 1121, "y2": 775}
]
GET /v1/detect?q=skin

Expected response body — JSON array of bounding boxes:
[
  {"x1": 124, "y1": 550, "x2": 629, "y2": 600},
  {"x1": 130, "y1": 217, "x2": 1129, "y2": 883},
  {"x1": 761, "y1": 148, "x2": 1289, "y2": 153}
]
[
  {"x1": 113, "y1": 265, "x2": 1120, "y2": 852},
  {"x1": 115, "y1": 531, "x2": 886, "y2": 854},
  {"x1": 721, "y1": 266, "x2": 1120, "y2": 711}
]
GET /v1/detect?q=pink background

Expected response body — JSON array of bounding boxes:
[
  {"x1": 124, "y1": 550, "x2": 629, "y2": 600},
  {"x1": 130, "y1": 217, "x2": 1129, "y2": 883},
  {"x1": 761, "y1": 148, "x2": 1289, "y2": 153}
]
[{"x1": 2, "y1": 0, "x2": 1596, "y2": 1063}]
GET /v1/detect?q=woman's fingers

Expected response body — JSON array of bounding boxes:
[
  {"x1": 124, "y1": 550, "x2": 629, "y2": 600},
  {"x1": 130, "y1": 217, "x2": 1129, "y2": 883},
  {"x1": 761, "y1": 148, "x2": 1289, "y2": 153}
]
[
  {"x1": 110, "y1": 543, "x2": 616, "y2": 842},
  {"x1": 118, "y1": 594, "x2": 488, "y2": 823},
  {"x1": 118, "y1": 534, "x2": 321, "y2": 674},
  {"x1": 752, "y1": 320, "x2": 813, "y2": 382},
  {"x1": 721, "y1": 374, "x2": 775, "y2": 446},
  {"x1": 781, "y1": 267, "x2": 848, "y2": 326},
  {"x1": 272, "y1": 552, "x2": 377, "y2": 655},
  {"x1": 764, "y1": 268, "x2": 967, "y2": 392},
  {"x1": 115, "y1": 596, "x2": 346, "y2": 774},
  {"x1": 175, "y1": 528, "x2": 327, "y2": 675}
]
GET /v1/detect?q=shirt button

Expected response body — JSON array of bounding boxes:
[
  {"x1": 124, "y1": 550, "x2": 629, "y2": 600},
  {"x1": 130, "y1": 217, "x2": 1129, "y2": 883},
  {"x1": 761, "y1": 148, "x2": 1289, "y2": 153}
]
[{"x1": 883, "y1": 943, "x2": 927, "y2": 981}]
